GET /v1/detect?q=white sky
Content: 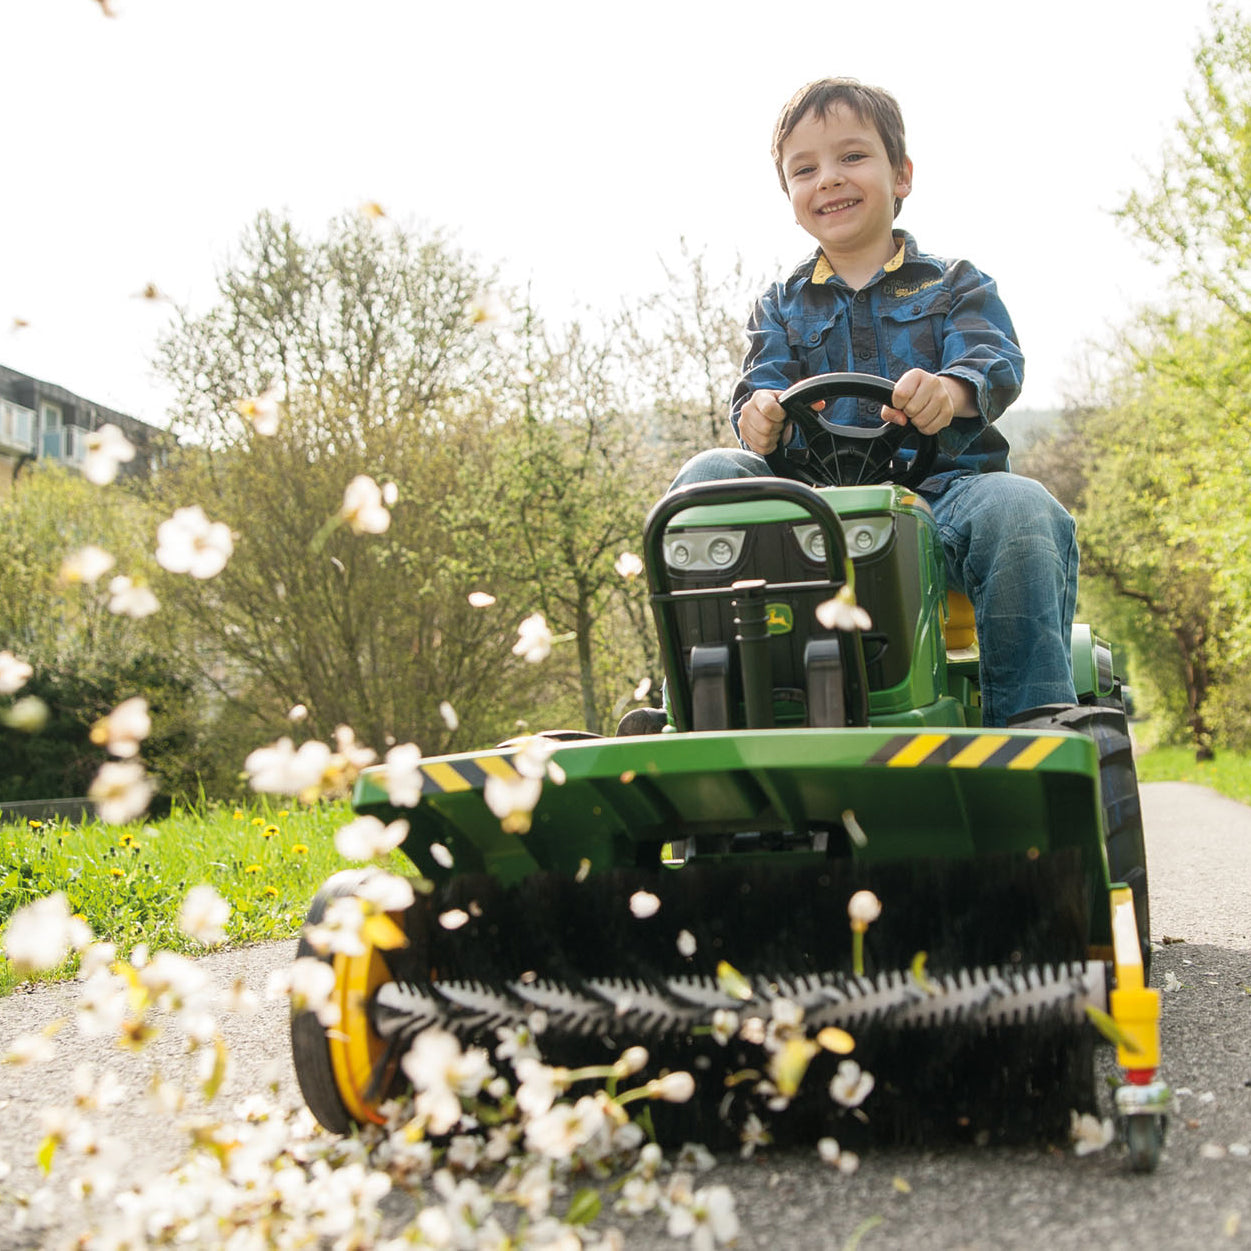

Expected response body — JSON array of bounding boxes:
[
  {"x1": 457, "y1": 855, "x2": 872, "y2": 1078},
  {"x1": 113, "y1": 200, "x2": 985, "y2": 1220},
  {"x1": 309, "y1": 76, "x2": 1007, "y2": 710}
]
[{"x1": 2, "y1": 0, "x2": 1223, "y2": 425}]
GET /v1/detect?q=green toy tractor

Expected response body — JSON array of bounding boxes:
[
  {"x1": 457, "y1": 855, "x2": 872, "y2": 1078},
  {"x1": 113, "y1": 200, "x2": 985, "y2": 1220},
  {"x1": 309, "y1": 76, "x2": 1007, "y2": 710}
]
[{"x1": 289, "y1": 373, "x2": 1171, "y2": 1170}]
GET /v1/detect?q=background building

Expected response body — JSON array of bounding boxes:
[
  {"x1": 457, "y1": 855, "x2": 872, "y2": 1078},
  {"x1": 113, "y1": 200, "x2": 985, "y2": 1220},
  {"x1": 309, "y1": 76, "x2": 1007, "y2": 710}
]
[{"x1": 0, "y1": 364, "x2": 168, "y2": 494}]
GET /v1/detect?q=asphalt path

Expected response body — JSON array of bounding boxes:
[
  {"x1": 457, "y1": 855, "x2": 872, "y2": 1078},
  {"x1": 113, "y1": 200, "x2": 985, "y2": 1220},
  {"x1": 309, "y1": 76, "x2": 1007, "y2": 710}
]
[{"x1": 2, "y1": 781, "x2": 1250, "y2": 1249}]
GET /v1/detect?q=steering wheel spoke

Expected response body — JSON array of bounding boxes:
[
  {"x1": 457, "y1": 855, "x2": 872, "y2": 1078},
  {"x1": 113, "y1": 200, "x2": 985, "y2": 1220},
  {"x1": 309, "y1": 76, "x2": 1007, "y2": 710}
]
[{"x1": 765, "y1": 373, "x2": 937, "y2": 490}]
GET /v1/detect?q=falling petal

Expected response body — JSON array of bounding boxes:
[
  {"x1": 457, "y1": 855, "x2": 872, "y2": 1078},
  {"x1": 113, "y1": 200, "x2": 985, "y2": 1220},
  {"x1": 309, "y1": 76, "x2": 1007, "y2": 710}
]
[
  {"x1": 847, "y1": 890, "x2": 882, "y2": 927},
  {"x1": 468, "y1": 290, "x2": 507, "y2": 324},
  {"x1": 816, "y1": 586, "x2": 872, "y2": 632},
  {"x1": 61, "y1": 545, "x2": 116, "y2": 585},
  {"x1": 2, "y1": 696, "x2": 49, "y2": 733},
  {"x1": 235, "y1": 388, "x2": 281, "y2": 436},
  {"x1": 0, "y1": 651, "x2": 33, "y2": 695},
  {"x1": 339, "y1": 475, "x2": 391, "y2": 535},
  {"x1": 468, "y1": 591, "x2": 497, "y2": 608},
  {"x1": 817, "y1": 1027, "x2": 856, "y2": 1055},
  {"x1": 716, "y1": 960, "x2": 754, "y2": 1002},
  {"x1": 842, "y1": 808, "x2": 868, "y2": 848},
  {"x1": 629, "y1": 890, "x2": 661, "y2": 919},
  {"x1": 614, "y1": 551, "x2": 644, "y2": 579},
  {"x1": 512, "y1": 613, "x2": 553, "y2": 663},
  {"x1": 439, "y1": 909, "x2": 470, "y2": 931},
  {"x1": 771, "y1": 1036, "x2": 819, "y2": 1098}
]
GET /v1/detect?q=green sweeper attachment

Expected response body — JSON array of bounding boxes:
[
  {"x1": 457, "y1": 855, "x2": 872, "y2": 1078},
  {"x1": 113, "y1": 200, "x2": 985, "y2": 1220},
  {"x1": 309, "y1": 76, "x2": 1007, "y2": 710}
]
[{"x1": 290, "y1": 374, "x2": 1172, "y2": 1171}]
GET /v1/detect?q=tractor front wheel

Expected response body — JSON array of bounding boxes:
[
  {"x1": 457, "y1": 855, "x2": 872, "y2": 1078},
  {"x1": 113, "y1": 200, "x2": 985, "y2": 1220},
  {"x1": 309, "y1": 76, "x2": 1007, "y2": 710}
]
[
  {"x1": 1011, "y1": 703, "x2": 1150, "y2": 970},
  {"x1": 290, "y1": 869, "x2": 406, "y2": 1134}
]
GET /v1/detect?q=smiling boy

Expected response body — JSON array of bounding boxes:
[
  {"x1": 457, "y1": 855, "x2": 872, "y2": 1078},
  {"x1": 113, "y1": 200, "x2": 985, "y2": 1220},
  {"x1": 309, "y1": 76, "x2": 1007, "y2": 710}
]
[{"x1": 669, "y1": 78, "x2": 1079, "y2": 727}]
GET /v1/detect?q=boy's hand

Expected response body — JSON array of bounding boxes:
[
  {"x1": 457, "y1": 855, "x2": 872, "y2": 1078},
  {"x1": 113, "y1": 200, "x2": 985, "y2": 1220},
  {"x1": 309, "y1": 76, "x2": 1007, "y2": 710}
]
[
  {"x1": 882, "y1": 369, "x2": 976, "y2": 435},
  {"x1": 739, "y1": 389, "x2": 789, "y2": 454}
]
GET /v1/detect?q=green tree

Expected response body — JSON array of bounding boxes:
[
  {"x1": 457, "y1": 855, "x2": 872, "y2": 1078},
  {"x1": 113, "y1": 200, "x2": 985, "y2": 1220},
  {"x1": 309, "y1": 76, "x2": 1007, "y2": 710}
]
[
  {"x1": 501, "y1": 313, "x2": 662, "y2": 734},
  {"x1": 0, "y1": 467, "x2": 196, "y2": 800},
  {"x1": 1036, "y1": 4, "x2": 1251, "y2": 757},
  {"x1": 157, "y1": 210, "x2": 505, "y2": 446},
  {"x1": 1118, "y1": 3, "x2": 1251, "y2": 332},
  {"x1": 621, "y1": 240, "x2": 758, "y2": 459},
  {"x1": 1023, "y1": 316, "x2": 1251, "y2": 758},
  {"x1": 150, "y1": 212, "x2": 557, "y2": 774}
]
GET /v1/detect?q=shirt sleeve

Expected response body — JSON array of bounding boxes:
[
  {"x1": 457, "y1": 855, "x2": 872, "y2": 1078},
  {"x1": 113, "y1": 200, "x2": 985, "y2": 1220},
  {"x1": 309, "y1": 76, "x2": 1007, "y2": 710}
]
[
  {"x1": 729, "y1": 285, "x2": 804, "y2": 446},
  {"x1": 936, "y1": 260, "x2": 1024, "y2": 427}
]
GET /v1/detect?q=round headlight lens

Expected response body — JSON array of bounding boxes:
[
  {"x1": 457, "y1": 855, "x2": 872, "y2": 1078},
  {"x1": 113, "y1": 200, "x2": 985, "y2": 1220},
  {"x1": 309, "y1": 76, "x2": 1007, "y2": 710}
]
[{"x1": 708, "y1": 538, "x2": 736, "y2": 566}]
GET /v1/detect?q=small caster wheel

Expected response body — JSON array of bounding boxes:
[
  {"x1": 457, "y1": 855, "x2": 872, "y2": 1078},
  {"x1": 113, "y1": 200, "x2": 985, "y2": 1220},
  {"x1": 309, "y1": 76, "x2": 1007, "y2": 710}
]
[{"x1": 1125, "y1": 1115, "x2": 1164, "y2": 1173}]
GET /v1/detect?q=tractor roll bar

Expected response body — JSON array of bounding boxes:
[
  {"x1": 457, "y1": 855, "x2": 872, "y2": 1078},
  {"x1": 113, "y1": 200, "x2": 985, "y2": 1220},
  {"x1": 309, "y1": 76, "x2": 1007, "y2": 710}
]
[{"x1": 642, "y1": 477, "x2": 859, "y2": 733}]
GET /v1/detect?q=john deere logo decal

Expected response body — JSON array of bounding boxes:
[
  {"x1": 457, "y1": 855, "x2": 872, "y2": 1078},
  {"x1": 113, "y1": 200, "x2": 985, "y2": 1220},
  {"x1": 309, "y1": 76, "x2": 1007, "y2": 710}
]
[{"x1": 766, "y1": 603, "x2": 794, "y2": 634}]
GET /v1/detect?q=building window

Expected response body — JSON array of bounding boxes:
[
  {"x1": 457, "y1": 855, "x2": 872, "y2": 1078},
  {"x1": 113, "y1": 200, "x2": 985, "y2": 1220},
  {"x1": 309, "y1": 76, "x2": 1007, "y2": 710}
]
[{"x1": 40, "y1": 402, "x2": 64, "y2": 459}]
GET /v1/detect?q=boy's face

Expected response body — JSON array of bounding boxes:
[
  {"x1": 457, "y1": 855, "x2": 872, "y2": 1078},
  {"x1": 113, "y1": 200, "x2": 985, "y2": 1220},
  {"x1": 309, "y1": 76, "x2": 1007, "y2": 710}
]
[{"x1": 780, "y1": 104, "x2": 912, "y2": 266}]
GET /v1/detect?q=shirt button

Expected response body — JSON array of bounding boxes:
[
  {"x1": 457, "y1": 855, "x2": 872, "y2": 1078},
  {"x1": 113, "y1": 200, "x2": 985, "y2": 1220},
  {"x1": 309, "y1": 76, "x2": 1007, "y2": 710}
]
[
  {"x1": 912, "y1": 304, "x2": 922, "y2": 314},
  {"x1": 855, "y1": 292, "x2": 866, "y2": 303},
  {"x1": 808, "y1": 332, "x2": 820, "y2": 344}
]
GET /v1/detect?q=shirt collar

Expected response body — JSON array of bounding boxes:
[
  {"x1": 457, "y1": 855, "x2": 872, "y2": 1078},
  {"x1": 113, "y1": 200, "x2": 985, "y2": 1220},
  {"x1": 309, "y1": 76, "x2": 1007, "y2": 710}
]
[{"x1": 812, "y1": 234, "x2": 907, "y2": 286}]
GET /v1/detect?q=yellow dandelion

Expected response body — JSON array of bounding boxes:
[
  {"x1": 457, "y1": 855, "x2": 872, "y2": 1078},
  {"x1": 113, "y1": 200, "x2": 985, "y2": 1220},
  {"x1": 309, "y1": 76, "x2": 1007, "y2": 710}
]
[
  {"x1": 263, "y1": 885, "x2": 279, "y2": 898},
  {"x1": 262, "y1": 824, "x2": 279, "y2": 838},
  {"x1": 291, "y1": 843, "x2": 309, "y2": 856},
  {"x1": 27, "y1": 819, "x2": 42, "y2": 829},
  {"x1": 277, "y1": 810, "x2": 289, "y2": 818},
  {"x1": 251, "y1": 816, "x2": 264, "y2": 826},
  {"x1": 109, "y1": 867, "x2": 125, "y2": 878},
  {"x1": 118, "y1": 833, "x2": 135, "y2": 847},
  {"x1": 233, "y1": 809, "x2": 244, "y2": 821},
  {"x1": 244, "y1": 864, "x2": 262, "y2": 874}
]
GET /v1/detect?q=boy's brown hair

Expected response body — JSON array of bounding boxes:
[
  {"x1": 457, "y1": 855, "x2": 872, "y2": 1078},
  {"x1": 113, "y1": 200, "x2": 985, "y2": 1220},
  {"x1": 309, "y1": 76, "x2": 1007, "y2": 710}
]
[{"x1": 771, "y1": 77, "x2": 909, "y2": 214}]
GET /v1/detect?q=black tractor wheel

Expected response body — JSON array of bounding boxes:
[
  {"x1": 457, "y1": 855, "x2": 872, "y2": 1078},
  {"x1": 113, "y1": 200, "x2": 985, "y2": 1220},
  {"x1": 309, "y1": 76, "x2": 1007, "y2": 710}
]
[
  {"x1": 290, "y1": 869, "x2": 408, "y2": 1134},
  {"x1": 1011, "y1": 703, "x2": 1150, "y2": 970}
]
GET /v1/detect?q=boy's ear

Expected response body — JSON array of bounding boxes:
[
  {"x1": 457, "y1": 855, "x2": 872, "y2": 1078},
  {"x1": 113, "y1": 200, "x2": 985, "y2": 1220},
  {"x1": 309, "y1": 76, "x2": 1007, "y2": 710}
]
[{"x1": 894, "y1": 157, "x2": 914, "y2": 202}]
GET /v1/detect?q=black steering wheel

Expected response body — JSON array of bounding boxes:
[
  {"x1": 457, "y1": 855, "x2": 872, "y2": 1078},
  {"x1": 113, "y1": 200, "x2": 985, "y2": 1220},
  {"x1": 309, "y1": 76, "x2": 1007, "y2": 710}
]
[{"x1": 764, "y1": 372, "x2": 938, "y2": 490}]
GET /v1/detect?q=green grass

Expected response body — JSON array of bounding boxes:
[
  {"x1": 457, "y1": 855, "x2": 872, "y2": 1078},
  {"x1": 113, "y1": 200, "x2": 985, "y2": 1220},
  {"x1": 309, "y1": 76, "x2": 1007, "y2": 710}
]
[
  {"x1": 0, "y1": 797, "x2": 378, "y2": 995},
  {"x1": 1136, "y1": 747, "x2": 1251, "y2": 806}
]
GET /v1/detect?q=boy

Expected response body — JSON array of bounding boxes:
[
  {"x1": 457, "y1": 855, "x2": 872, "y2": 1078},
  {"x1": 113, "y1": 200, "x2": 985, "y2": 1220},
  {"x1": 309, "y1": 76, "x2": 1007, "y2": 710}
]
[{"x1": 669, "y1": 78, "x2": 1077, "y2": 727}]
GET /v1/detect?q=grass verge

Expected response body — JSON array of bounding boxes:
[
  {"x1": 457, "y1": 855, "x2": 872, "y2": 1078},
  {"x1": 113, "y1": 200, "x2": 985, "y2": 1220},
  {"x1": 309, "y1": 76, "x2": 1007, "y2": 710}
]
[
  {"x1": 1135, "y1": 747, "x2": 1251, "y2": 806},
  {"x1": 0, "y1": 798, "x2": 376, "y2": 995}
]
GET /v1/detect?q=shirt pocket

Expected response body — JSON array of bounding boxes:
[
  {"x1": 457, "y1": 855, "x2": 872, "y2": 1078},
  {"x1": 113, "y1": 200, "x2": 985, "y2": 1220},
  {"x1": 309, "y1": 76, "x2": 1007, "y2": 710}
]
[
  {"x1": 879, "y1": 289, "x2": 951, "y2": 379},
  {"x1": 784, "y1": 306, "x2": 849, "y2": 376}
]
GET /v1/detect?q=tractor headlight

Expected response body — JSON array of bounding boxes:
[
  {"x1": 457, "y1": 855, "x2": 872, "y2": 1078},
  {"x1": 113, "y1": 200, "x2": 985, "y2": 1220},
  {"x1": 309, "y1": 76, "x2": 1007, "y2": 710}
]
[
  {"x1": 663, "y1": 529, "x2": 746, "y2": 573},
  {"x1": 793, "y1": 524, "x2": 827, "y2": 562},
  {"x1": 793, "y1": 516, "x2": 893, "y2": 562}
]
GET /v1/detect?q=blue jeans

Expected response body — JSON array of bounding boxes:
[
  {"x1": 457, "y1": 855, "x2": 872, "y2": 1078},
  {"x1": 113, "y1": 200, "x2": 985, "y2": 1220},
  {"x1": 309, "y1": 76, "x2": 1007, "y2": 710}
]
[{"x1": 669, "y1": 449, "x2": 1079, "y2": 727}]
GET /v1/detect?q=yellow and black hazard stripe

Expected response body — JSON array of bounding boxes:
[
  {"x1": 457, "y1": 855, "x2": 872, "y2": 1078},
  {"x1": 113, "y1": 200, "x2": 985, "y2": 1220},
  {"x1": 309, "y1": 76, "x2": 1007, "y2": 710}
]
[
  {"x1": 867, "y1": 733, "x2": 1067, "y2": 771},
  {"x1": 417, "y1": 753, "x2": 523, "y2": 795}
]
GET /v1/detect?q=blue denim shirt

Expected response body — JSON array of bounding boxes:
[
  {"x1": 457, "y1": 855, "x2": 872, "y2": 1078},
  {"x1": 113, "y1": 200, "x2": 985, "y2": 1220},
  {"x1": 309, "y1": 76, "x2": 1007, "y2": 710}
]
[{"x1": 730, "y1": 231, "x2": 1024, "y2": 492}]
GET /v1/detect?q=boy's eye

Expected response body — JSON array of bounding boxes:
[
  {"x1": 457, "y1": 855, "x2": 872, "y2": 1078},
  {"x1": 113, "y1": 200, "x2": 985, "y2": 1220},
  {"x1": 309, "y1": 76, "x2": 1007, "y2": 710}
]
[{"x1": 844, "y1": 152, "x2": 866, "y2": 163}]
